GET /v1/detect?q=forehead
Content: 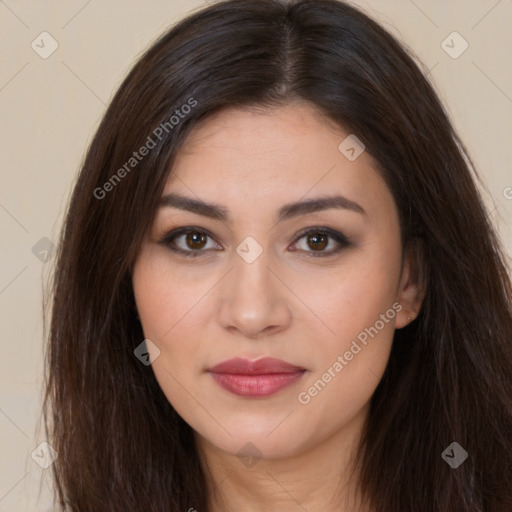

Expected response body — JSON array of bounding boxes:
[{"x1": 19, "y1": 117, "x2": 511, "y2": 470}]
[
  {"x1": 176, "y1": 101, "x2": 344, "y2": 161},
  {"x1": 163, "y1": 102, "x2": 394, "y2": 224}
]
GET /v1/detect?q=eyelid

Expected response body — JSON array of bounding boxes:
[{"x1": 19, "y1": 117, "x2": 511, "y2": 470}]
[{"x1": 158, "y1": 225, "x2": 351, "y2": 258}]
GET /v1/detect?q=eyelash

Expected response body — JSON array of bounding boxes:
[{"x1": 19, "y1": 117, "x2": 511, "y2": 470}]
[{"x1": 158, "y1": 226, "x2": 352, "y2": 259}]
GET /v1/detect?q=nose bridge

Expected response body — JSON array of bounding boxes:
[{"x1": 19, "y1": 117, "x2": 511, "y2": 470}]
[
  {"x1": 231, "y1": 232, "x2": 274, "y2": 295},
  {"x1": 217, "y1": 242, "x2": 291, "y2": 337},
  {"x1": 231, "y1": 245, "x2": 275, "y2": 310},
  {"x1": 234, "y1": 248, "x2": 271, "y2": 295}
]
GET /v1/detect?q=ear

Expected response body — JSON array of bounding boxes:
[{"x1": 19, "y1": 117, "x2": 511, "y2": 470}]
[{"x1": 394, "y1": 238, "x2": 427, "y2": 329}]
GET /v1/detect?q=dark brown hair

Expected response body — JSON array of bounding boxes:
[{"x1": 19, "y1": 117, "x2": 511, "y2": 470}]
[{"x1": 42, "y1": 0, "x2": 512, "y2": 510}]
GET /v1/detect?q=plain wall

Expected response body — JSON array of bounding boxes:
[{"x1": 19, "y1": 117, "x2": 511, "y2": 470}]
[{"x1": 0, "y1": 1, "x2": 510, "y2": 510}]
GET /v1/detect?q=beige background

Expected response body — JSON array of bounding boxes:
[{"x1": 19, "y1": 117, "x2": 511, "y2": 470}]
[{"x1": 0, "y1": 0, "x2": 511, "y2": 510}]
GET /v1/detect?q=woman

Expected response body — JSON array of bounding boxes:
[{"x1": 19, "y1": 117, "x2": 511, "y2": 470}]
[{"x1": 43, "y1": 0, "x2": 512, "y2": 510}]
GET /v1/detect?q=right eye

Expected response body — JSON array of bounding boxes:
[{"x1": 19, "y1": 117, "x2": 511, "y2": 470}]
[{"x1": 159, "y1": 227, "x2": 222, "y2": 258}]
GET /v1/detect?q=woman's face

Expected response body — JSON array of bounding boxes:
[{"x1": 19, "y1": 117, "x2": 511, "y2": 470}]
[{"x1": 132, "y1": 102, "x2": 422, "y2": 462}]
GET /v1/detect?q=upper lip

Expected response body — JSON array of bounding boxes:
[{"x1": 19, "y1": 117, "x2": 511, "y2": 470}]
[{"x1": 208, "y1": 357, "x2": 305, "y2": 375}]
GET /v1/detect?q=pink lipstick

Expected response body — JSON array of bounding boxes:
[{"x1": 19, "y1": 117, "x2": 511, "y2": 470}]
[{"x1": 208, "y1": 357, "x2": 306, "y2": 397}]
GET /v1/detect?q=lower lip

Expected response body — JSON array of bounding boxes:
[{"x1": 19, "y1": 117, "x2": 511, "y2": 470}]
[{"x1": 209, "y1": 371, "x2": 306, "y2": 397}]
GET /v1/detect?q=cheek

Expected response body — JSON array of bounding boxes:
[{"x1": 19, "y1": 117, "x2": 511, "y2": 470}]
[
  {"x1": 132, "y1": 253, "x2": 206, "y2": 413},
  {"x1": 294, "y1": 238, "x2": 401, "y2": 398},
  {"x1": 132, "y1": 249, "x2": 206, "y2": 340},
  {"x1": 301, "y1": 241, "x2": 401, "y2": 340},
  {"x1": 295, "y1": 280, "x2": 397, "y2": 427}
]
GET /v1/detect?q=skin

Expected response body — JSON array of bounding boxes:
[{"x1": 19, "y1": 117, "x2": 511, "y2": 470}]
[{"x1": 132, "y1": 101, "x2": 425, "y2": 512}]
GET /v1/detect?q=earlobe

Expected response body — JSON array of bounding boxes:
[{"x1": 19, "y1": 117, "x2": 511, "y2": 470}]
[{"x1": 395, "y1": 238, "x2": 426, "y2": 329}]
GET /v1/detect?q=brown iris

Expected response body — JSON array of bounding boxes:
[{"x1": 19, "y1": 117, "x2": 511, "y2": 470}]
[
  {"x1": 186, "y1": 232, "x2": 208, "y2": 250},
  {"x1": 307, "y1": 232, "x2": 328, "y2": 251}
]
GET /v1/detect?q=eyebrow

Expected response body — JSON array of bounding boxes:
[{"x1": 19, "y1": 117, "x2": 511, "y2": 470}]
[{"x1": 159, "y1": 192, "x2": 366, "y2": 223}]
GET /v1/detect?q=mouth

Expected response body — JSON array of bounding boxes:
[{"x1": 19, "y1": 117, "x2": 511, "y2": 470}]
[{"x1": 207, "y1": 357, "x2": 307, "y2": 398}]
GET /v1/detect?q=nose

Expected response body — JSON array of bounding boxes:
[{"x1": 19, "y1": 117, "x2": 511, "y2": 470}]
[{"x1": 217, "y1": 250, "x2": 292, "y2": 339}]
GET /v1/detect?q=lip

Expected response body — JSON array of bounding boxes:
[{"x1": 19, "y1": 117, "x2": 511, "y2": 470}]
[
  {"x1": 208, "y1": 357, "x2": 306, "y2": 398},
  {"x1": 208, "y1": 357, "x2": 305, "y2": 375}
]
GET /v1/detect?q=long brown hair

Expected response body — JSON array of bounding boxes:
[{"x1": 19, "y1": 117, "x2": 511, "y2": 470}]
[{"x1": 42, "y1": 0, "x2": 512, "y2": 510}]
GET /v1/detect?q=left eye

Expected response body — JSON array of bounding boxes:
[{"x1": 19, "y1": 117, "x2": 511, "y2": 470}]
[
  {"x1": 159, "y1": 227, "x2": 350, "y2": 258},
  {"x1": 290, "y1": 228, "x2": 350, "y2": 256}
]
